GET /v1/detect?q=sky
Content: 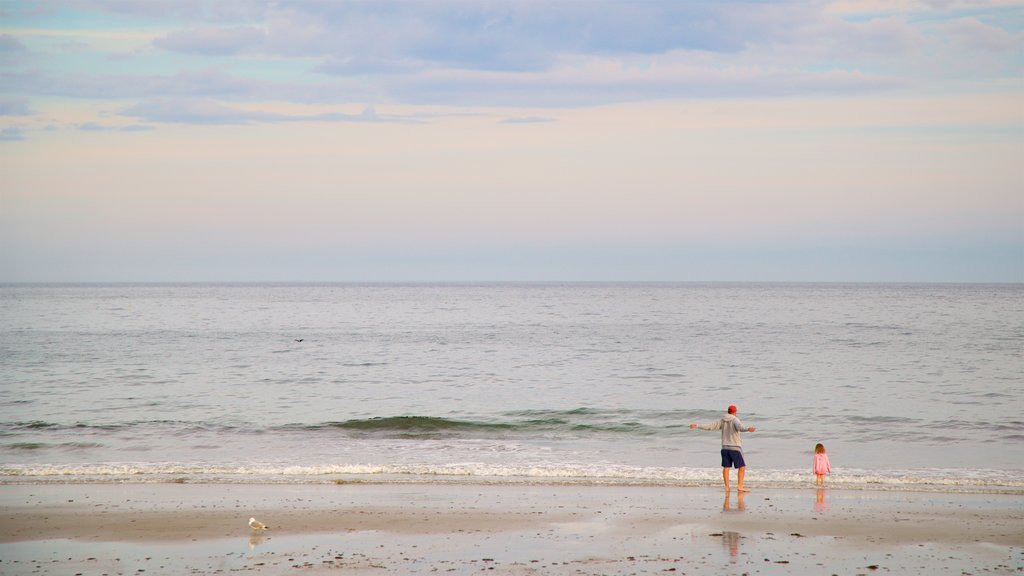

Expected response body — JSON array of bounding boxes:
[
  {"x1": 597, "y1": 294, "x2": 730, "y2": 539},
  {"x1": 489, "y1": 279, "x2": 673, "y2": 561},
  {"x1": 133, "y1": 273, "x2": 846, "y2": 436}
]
[{"x1": 0, "y1": 0, "x2": 1021, "y2": 282}]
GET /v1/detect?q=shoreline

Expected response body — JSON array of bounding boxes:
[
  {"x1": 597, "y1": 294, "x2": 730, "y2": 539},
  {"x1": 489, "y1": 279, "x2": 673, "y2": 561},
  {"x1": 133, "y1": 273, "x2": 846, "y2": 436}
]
[
  {"x1": 1, "y1": 483, "x2": 1021, "y2": 575},
  {"x1": 4, "y1": 469, "x2": 1022, "y2": 496}
]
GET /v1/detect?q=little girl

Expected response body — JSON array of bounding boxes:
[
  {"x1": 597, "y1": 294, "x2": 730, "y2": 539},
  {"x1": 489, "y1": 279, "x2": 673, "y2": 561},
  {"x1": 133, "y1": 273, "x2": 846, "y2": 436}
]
[{"x1": 813, "y1": 443, "x2": 831, "y2": 485}]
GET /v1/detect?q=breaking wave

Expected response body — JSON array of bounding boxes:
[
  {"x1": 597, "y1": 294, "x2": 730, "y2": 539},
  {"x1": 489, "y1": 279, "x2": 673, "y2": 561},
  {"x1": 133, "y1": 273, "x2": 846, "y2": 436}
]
[{"x1": 1, "y1": 462, "x2": 1020, "y2": 494}]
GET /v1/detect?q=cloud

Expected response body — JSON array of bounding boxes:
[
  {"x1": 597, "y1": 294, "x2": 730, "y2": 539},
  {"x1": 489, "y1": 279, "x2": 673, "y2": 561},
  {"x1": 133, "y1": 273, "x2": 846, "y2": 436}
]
[
  {"x1": 52, "y1": 0, "x2": 264, "y2": 23},
  {"x1": 500, "y1": 116, "x2": 556, "y2": 124},
  {"x1": 154, "y1": 25, "x2": 267, "y2": 55},
  {"x1": 817, "y1": 14, "x2": 924, "y2": 60},
  {"x1": 827, "y1": 0, "x2": 1024, "y2": 15},
  {"x1": 62, "y1": 0, "x2": 841, "y2": 65},
  {"x1": 0, "y1": 34, "x2": 27, "y2": 53},
  {"x1": 119, "y1": 98, "x2": 277, "y2": 124},
  {"x1": 380, "y1": 57, "x2": 905, "y2": 107},
  {"x1": 0, "y1": 126, "x2": 25, "y2": 141},
  {"x1": 2, "y1": 47, "x2": 907, "y2": 113},
  {"x1": 119, "y1": 99, "x2": 416, "y2": 125},
  {"x1": 147, "y1": 2, "x2": 786, "y2": 69},
  {"x1": 940, "y1": 17, "x2": 1024, "y2": 53},
  {"x1": 314, "y1": 56, "x2": 419, "y2": 76},
  {"x1": 0, "y1": 97, "x2": 31, "y2": 116},
  {"x1": 56, "y1": 40, "x2": 92, "y2": 52},
  {"x1": 77, "y1": 122, "x2": 154, "y2": 132},
  {"x1": 2, "y1": 67, "x2": 260, "y2": 100},
  {"x1": 3, "y1": 0, "x2": 1021, "y2": 120}
]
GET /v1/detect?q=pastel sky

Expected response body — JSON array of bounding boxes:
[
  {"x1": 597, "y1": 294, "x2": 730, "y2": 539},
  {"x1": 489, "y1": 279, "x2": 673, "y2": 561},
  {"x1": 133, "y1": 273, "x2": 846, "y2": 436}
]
[{"x1": 1, "y1": 0, "x2": 1021, "y2": 282}]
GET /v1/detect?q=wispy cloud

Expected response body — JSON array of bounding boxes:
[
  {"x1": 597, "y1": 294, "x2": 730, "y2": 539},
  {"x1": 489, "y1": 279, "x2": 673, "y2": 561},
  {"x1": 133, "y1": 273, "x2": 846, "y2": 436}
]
[
  {"x1": 3, "y1": 67, "x2": 259, "y2": 100},
  {"x1": 76, "y1": 121, "x2": 153, "y2": 132},
  {"x1": 827, "y1": 0, "x2": 1024, "y2": 15},
  {"x1": 500, "y1": 116, "x2": 555, "y2": 125},
  {"x1": 119, "y1": 99, "x2": 416, "y2": 125},
  {"x1": 0, "y1": 126, "x2": 25, "y2": 141},
  {"x1": 940, "y1": 17, "x2": 1024, "y2": 53},
  {"x1": 1, "y1": 0, "x2": 1019, "y2": 126},
  {"x1": 147, "y1": 2, "x2": 756, "y2": 66},
  {"x1": 0, "y1": 96, "x2": 31, "y2": 115},
  {"x1": 153, "y1": 25, "x2": 266, "y2": 55},
  {"x1": 0, "y1": 34, "x2": 27, "y2": 52}
]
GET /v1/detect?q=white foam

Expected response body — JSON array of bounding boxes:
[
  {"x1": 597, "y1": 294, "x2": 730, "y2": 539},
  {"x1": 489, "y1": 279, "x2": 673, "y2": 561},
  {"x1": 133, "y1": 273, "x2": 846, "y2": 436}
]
[{"x1": 2, "y1": 462, "x2": 1020, "y2": 493}]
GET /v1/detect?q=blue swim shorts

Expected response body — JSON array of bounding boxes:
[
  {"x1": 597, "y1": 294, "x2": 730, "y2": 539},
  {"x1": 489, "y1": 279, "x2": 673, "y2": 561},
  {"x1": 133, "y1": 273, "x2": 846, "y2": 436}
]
[{"x1": 721, "y1": 449, "x2": 745, "y2": 469}]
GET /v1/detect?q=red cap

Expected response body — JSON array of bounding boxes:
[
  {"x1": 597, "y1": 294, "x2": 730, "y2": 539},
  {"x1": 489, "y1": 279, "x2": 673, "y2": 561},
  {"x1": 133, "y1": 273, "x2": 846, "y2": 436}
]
[{"x1": 728, "y1": 405, "x2": 737, "y2": 414}]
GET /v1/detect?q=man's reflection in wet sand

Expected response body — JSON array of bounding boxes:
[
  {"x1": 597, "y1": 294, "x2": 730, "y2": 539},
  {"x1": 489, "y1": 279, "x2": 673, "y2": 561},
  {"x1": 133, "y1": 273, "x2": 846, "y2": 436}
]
[
  {"x1": 723, "y1": 490, "x2": 745, "y2": 512},
  {"x1": 721, "y1": 492, "x2": 744, "y2": 562},
  {"x1": 722, "y1": 531, "x2": 741, "y2": 561}
]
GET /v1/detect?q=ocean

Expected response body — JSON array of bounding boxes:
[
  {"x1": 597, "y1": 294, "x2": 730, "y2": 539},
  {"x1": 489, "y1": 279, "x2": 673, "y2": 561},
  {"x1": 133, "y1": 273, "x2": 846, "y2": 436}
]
[{"x1": 1, "y1": 283, "x2": 1021, "y2": 493}]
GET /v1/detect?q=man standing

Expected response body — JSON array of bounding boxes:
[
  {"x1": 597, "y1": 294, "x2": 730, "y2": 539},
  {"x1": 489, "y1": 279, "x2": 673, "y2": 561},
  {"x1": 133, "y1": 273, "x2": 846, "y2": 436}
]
[{"x1": 691, "y1": 405, "x2": 756, "y2": 492}]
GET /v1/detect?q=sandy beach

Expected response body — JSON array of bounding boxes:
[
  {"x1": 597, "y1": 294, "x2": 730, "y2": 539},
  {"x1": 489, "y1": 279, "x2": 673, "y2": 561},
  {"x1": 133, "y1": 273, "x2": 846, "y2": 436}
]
[{"x1": 0, "y1": 483, "x2": 1021, "y2": 575}]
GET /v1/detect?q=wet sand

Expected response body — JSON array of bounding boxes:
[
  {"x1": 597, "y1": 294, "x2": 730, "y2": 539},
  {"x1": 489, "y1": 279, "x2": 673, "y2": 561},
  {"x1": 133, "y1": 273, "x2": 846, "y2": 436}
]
[{"x1": 1, "y1": 483, "x2": 1021, "y2": 574}]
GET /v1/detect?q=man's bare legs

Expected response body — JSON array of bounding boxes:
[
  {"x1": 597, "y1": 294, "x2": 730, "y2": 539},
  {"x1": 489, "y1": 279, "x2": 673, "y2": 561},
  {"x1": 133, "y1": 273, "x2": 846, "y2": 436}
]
[{"x1": 724, "y1": 466, "x2": 750, "y2": 492}]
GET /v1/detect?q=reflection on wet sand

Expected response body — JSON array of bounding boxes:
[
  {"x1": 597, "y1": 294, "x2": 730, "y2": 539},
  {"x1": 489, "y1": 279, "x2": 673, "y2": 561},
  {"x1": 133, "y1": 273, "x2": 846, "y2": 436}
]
[
  {"x1": 249, "y1": 534, "x2": 266, "y2": 549},
  {"x1": 720, "y1": 492, "x2": 745, "y2": 561},
  {"x1": 722, "y1": 531, "x2": 741, "y2": 561},
  {"x1": 723, "y1": 491, "x2": 745, "y2": 512},
  {"x1": 815, "y1": 488, "x2": 828, "y2": 512}
]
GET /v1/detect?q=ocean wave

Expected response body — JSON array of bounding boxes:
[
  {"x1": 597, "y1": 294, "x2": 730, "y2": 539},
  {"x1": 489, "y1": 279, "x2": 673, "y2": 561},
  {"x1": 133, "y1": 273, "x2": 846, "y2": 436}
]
[
  {"x1": 1, "y1": 462, "x2": 1020, "y2": 494},
  {"x1": 313, "y1": 416, "x2": 517, "y2": 433},
  {"x1": 285, "y1": 413, "x2": 668, "y2": 438},
  {"x1": 4, "y1": 421, "x2": 124, "y2": 432},
  {"x1": 11, "y1": 421, "x2": 60, "y2": 430},
  {"x1": 0, "y1": 420, "x2": 237, "y2": 433},
  {"x1": 2, "y1": 441, "x2": 104, "y2": 451},
  {"x1": 4, "y1": 442, "x2": 48, "y2": 450},
  {"x1": 5, "y1": 409, "x2": 710, "y2": 439},
  {"x1": 6, "y1": 409, "x2": 1021, "y2": 445}
]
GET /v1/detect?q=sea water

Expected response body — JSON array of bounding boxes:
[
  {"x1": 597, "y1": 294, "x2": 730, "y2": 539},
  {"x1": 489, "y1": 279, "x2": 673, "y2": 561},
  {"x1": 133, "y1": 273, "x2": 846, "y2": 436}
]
[{"x1": 1, "y1": 283, "x2": 1021, "y2": 492}]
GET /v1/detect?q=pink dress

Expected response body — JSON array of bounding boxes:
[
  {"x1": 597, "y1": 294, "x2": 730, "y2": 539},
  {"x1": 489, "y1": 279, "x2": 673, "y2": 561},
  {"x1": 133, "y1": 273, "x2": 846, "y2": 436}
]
[{"x1": 813, "y1": 452, "x2": 831, "y2": 475}]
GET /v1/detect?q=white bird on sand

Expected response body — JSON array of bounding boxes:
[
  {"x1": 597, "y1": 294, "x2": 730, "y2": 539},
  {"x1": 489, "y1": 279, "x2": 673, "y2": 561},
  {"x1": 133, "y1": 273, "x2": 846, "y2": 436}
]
[{"x1": 249, "y1": 517, "x2": 269, "y2": 532}]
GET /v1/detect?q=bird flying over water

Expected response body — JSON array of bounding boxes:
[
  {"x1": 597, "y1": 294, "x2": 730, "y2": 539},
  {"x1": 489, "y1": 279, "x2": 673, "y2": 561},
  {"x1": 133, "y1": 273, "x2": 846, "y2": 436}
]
[{"x1": 249, "y1": 517, "x2": 268, "y2": 532}]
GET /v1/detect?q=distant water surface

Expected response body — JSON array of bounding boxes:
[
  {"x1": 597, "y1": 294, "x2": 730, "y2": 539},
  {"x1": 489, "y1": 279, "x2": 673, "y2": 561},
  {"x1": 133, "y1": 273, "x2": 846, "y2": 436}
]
[{"x1": 1, "y1": 283, "x2": 1021, "y2": 492}]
